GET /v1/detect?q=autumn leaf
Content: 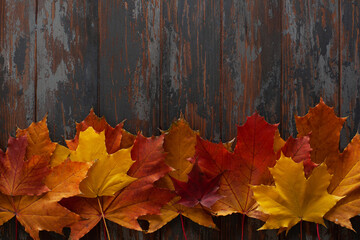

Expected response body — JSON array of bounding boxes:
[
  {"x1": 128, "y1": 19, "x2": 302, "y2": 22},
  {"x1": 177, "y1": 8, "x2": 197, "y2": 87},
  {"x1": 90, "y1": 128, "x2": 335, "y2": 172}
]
[
  {"x1": 195, "y1": 113, "x2": 278, "y2": 220},
  {"x1": 61, "y1": 133, "x2": 174, "y2": 239},
  {"x1": 251, "y1": 154, "x2": 341, "y2": 232},
  {"x1": 277, "y1": 135, "x2": 317, "y2": 177},
  {"x1": 16, "y1": 115, "x2": 56, "y2": 160},
  {"x1": 69, "y1": 127, "x2": 136, "y2": 198},
  {"x1": 170, "y1": 163, "x2": 222, "y2": 209},
  {"x1": 50, "y1": 144, "x2": 70, "y2": 167},
  {"x1": 295, "y1": 98, "x2": 346, "y2": 169},
  {"x1": 44, "y1": 159, "x2": 92, "y2": 201},
  {"x1": 0, "y1": 135, "x2": 50, "y2": 196},
  {"x1": 273, "y1": 129, "x2": 285, "y2": 153},
  {"x1": 0, "y1": 194, "x2": 80, "y2": 240},
  {"x1": 141, "y1": 197, "x2": 216, "y2": 233},
  {"x1": 0, "y1": 146, "x2": 90, "y2": 240},
  {"x1": 140, "y1": 118, "x2": 216, "y2": 233},
  {"x1": 120, "y1": 128, "x2": 136, "y2": 149},
  {"x1": 66, "y1": 109, "x2": 127, "y2": 153},
  {"x1": 163, "y1": 117, "x2": 198, "y2": 182},
  {"x1": 61, "y1": 185, "x2": 173, "y2": 239},
  {"x1": 325, "y1": 134, "x2": 360, "y2": 230}
]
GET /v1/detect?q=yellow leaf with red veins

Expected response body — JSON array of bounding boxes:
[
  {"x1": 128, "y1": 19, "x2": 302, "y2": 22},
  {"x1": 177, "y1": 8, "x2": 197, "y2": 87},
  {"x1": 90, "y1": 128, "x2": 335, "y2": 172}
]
[{"x1": 69, "y1": 127, "x2": 136, "y2": 198}]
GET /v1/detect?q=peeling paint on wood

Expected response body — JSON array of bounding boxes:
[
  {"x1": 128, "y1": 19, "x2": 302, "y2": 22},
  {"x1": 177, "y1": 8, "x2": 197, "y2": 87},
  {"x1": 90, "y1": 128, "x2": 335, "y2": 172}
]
[
  {"x1": 0, "y1": 1, "x2": 36, "y2": 239},
  {"x1": 36, "y1": 0, "x2": 98, "y2": 144},
  {"x1": 160, "y1": 0, "x2": 221, "y2": 142},
  {"x1": 340, "y1": 0, "x2": 360, "y2": 149},
  {"x1": 100, "y1": 0, "x2": 161, "y2": 138},
  {"x1": 281, "y1": 0, "x2": 340, "y2": 138},
  {"x1": 222, "y1": 0, "x2": 281, "y2": 140},
  {"x1": 0, "y1": 0, "x2": 36, "y2": 148}
]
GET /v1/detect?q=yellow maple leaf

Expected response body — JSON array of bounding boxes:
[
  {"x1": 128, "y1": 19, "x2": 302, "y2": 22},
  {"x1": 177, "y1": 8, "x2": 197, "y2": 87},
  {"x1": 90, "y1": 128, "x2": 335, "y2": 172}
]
[
  {"x1": 273, "y1": 129, "x2": 285, "y2": 153},
  {"x1": 251, "y1": 154, "x2": 341, "y2": 232},
  {"x1": 69, "y1": 127, "x2": 136, "y2": 198}
]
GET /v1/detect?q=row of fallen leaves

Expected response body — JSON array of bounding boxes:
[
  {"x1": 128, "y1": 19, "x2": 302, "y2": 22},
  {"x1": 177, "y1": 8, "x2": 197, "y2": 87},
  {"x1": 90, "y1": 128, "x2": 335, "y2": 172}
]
[{"x1": 0, "y1": 98, "x2": 359, "y2": 240}]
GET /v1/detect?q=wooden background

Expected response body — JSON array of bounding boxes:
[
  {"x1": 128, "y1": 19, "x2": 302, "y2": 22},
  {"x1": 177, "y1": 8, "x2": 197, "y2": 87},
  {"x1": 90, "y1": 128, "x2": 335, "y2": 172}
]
[{"x1": 0, "y1": 0, "x2": 360, "y2": 239}]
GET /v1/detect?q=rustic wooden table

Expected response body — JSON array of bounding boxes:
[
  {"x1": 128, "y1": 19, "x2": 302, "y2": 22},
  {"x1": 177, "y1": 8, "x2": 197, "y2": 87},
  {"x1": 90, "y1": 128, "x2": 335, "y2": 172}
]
[{"x1": 1, "y1": 0, "x2": 359, "y2": 239}]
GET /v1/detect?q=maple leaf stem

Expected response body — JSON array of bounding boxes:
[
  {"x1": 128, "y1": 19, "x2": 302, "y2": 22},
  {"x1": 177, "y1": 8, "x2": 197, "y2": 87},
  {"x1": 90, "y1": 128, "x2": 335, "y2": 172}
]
[
  {"x1": 317, "y1": 224, "x2": 321, "y2": 240},
  {"x1": 241, "y1": 214, "x2": 245, "y2": 240},
  {"x1": 180, "y1": 214, "x2": 188, "y2": 240},
  {"x1": 97, "y1": 197, "x2": 111, "y2": 240},
  {"x1": 300, "y1": 220, "x2": 303, "y2": 240}
]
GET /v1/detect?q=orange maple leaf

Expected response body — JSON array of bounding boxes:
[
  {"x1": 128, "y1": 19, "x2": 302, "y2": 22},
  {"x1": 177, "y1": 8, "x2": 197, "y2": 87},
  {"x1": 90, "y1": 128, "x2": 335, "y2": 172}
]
[
  {"x1": 325, "y1": 134, "x2": 360, "y2": 230},
  {"x1": 295, "y1": 98, "x2": 346, "y2": 169},
  {"x1": 16, "y1": 116, "x2": 56, "y2": 160},
  {"x1": 140, "y1": 118, "x2": 217, "y2": 233}
]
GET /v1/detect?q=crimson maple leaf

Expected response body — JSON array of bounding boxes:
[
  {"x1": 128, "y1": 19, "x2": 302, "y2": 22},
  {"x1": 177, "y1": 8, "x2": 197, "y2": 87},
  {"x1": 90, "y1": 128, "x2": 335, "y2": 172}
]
[
  {"x1": 170, "y1": 163, "x2": 222, "y2": 209},
  {"x1": 277, "y1": 135, "x2": 317, "y2": 177}
]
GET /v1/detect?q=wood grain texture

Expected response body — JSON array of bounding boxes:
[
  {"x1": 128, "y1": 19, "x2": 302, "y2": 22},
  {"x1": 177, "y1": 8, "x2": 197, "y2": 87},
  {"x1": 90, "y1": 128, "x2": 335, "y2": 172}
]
[
  {"x1": 0, "y1": 1, "x2": 36, "y2": 239},
  {"x1": 99, "y1": 0, "x2": 161, "y2": 137},
  {"x1": 336, "y1": 0, "x2": 360, "y2": 236},
  {"x1": 340, "y1": 1, "x2": 360, "y2": 148},
  {"x1": 281, "y1": 0, "x2": 340, "y2": 138},
  {"x1": 0, "y1": 0, "x2": 36, "y2": 148},
  {"x1": 99, "y1": 0, "x2": 161, "y2": 239},
  {"x1": 159, "y1": 0, "x2": 221, "y2": 239},
  {"x1": 36, "y1": 0, "x2": 98, "y2": 143},
  {"x1": 160, "y1": 0, "x2": 221, "y2": 141},
  {"x1": 222, "y1": 0, "x2": 281, "y2": 140}
]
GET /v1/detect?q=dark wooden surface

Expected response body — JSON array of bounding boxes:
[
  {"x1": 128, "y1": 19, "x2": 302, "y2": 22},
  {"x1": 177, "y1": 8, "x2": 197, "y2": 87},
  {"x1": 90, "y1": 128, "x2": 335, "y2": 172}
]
[{"x1": 1, "y1": 0, "x2": 360, "y2": 239}]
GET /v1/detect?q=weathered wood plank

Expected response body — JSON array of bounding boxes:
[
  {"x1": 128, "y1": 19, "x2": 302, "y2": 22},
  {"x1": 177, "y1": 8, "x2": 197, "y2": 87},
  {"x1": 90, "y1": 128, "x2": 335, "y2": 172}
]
[
  {"x1": 35, "y1": 0, "x2": 98, "y2": 239},
  {"x1": 340, "y1": 1, "x2": 360, "y2": 148},
  {"x1": 222, "y1": 0, "x2": 281, "y2": 140},
  {"x1": 0, "y1": 1, "x2": 36, "y2": 239},
  {"x1": 220, "y1": 0, "x2": 281, "y2": 239},
  {"x1": 338, "y1": 1, "x2": 360, "y2": 238},
  {"x1": 281, "y1": 0, "x2": 340, "y2": 139},
  {"x1": 281, "y1": 1, "x2": 359, "y2": 239},
  {"x1": 99, "y1": 0, "x2": 161, "y2": 239},
  {"x1": 159, "y1": 0, "x2": 221, "y2": 239},
  {"x1": 99, "y1": 0, "x2": 161, "y2": 138},
  {"x1": 36, "y1": 0, "x2": 99, "y2": 143},
  {"x1": 160, "y1": 0, "x2": 221, "y2": 141},
  {"x1": 0, "y1": 0, "x2": 36, "y2": 149}
]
